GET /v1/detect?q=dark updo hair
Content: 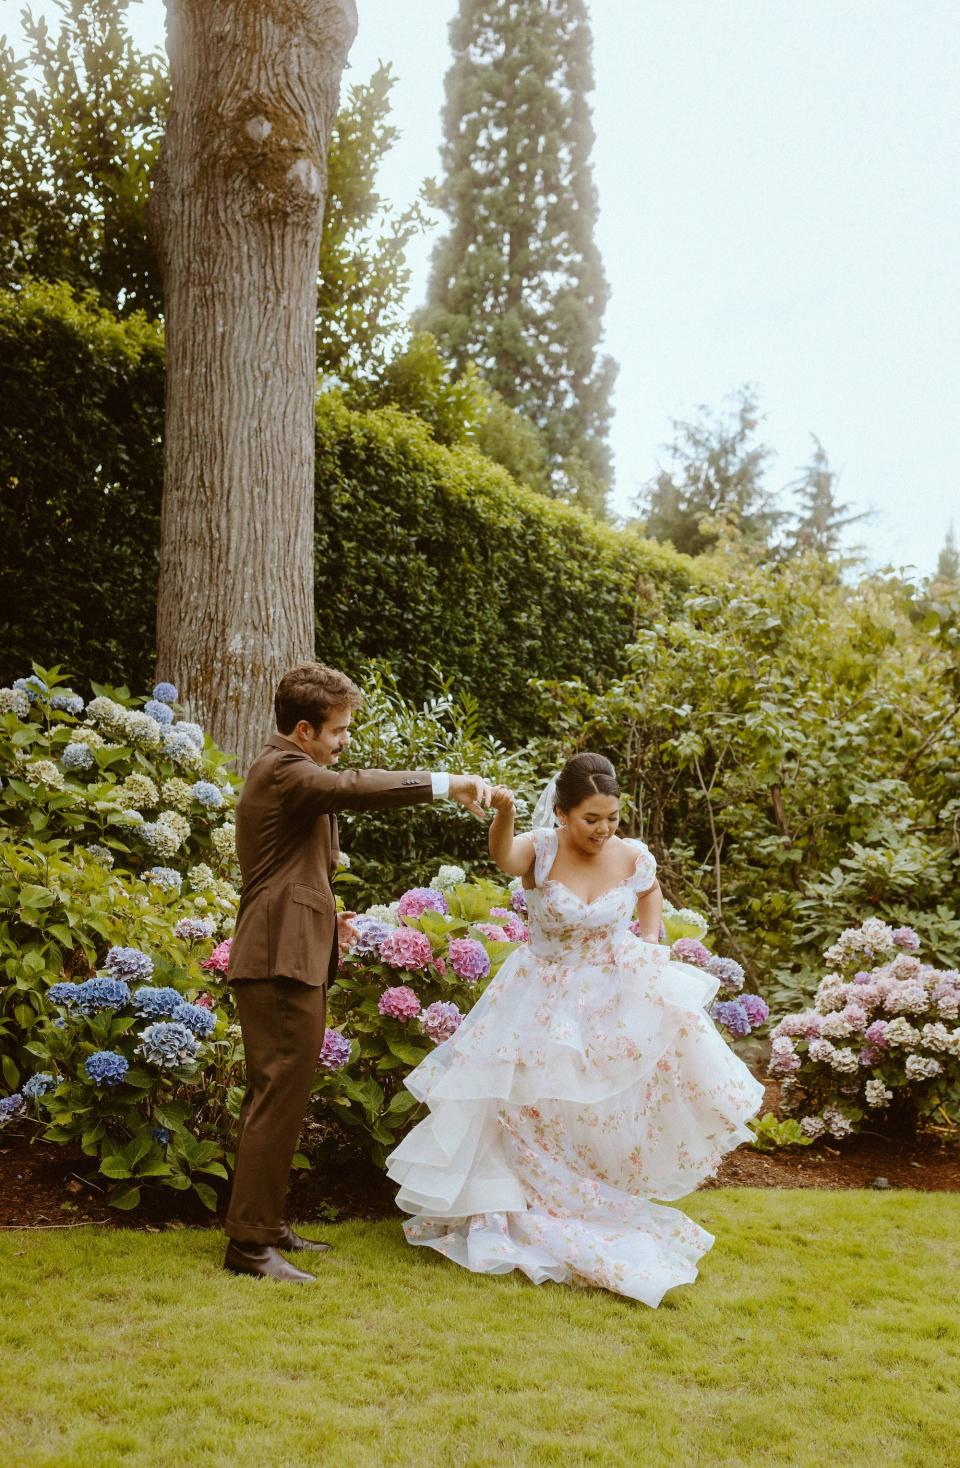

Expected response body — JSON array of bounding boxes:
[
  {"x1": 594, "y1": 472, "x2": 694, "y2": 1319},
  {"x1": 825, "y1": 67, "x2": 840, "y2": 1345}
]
[{"x1": 554, "y1": 753, "x2": 619, "y2": 813}]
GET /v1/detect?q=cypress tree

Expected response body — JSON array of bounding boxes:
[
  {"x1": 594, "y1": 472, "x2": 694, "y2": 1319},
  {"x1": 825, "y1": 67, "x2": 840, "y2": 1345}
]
[{"x1": 420, "y1": 0, "x2": 616, "y2": 514}]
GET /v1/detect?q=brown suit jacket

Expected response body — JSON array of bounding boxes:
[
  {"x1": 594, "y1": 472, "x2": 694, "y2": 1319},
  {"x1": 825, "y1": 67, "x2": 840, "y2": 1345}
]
[{"x1": 228, "y1": 734, "x2": 433, "y2": 988}]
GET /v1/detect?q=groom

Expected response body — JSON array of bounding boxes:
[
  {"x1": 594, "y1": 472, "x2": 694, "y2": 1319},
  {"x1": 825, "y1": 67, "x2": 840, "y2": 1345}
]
[{"x1": 224, "y1": 660, "x2": 491, "y2": 1282}]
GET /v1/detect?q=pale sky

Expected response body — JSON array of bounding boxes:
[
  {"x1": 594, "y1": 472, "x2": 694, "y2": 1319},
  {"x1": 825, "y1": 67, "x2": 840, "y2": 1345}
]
[{"x1": 11, "y1": 1, "x2": 960, "y2": 574}]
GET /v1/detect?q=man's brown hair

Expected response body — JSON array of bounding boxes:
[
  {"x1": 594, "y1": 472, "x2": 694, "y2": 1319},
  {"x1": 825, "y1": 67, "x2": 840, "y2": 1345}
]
[{"x1": 274, "y1": 662, "x2": 362, "y2": 735}]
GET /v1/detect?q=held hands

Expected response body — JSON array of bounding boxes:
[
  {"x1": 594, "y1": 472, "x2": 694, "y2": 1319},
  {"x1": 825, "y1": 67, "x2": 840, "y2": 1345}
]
[{"x1": 448, "y1": 774, "x2": 494, "y2": 820}]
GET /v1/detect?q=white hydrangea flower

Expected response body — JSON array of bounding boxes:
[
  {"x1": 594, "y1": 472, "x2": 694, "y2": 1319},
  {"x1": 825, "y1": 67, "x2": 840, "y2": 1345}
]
[
  {"x1": 189, "y1": 863, "x2": 215, "y2": 888},
  {"x1": 433, "y1": 864, "x2": 466, "y2": 892},
  {"x1": 336, "y1": 852, "x2": 351, "y2": 870},
  {"x1": 920, "y1": 1022, "x2": 951, "y2": 1053},
  {"x1": 864, "y1": 1079, "x2": 893, "y2": 1108},
  {"x1": 366, "y1": 901, "x2": 399, "y2": 926},
  {"x1": 160, "y1": 777, "x2": 194, "y2": 811},
  {"x1": 23, "y1": 760, "x2": 65, "y2": 789},
  {"x1": 126, "y1": 710, "x2": 164, "y2": 751},
  {"x1": 904, "y1": 1054, "x2": 941, "y2": 1080},
  {"x1": 822, "y1": 1107, "x2": 854, "y2": 1138},
  {"x1": 799, "y1": 1116, "x2": 826, "y2": 1138},
  {"x1": 820, "y1": 1012, "x2": 854, "y2": 1039},
  {"x1": 70, "y1": 727, "x2": 104, "y2": 748},
  {"x1": 0, "y1": 686, "x2": 32, "y2": 717},
  {"x1": 157, "y1": 809, "x2": 190, "y2": 844},
  {"x1": 120, "y1": 773, "x2": 159, "y2": 809},
  {"x1": 210, "y1": 822, "x2": 236, "y2": 863},
  {"x1": 827, "y1": 1046, "x2": 859, "y2": 1074},
  {"x1": 884, "y1": 1017, "x2": 921, "y2": 1048}
]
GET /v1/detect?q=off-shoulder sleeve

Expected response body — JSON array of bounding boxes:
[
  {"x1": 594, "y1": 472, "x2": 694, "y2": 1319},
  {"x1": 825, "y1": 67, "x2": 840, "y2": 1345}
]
[
  {"x1": 527, "y1": 826, "x2": 559, "y2": 887},
  {"x1": 624, "y1": 838, "x2": 658, "y2": 895}
]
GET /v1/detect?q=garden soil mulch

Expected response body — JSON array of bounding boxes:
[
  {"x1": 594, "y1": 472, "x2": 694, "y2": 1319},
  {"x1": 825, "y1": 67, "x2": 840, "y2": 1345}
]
[{"x1": 3, "y1": 1111, "x2": 959, "y2": 1234}]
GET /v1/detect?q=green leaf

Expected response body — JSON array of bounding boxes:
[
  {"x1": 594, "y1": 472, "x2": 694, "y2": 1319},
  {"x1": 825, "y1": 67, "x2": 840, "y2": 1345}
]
[
  {"x1": 108, "y1": 1183, "x2": 142, "y2": 1211},
  {"x1": 99, "y1": 1155, "x2": 133, "y2": 1179},
  {"x1": 1, "y1": 1054, "x2": 19, "y2": 1089},
  {"x1": 193, "y1": 1181, "x2": 218, "y2": 1212}
]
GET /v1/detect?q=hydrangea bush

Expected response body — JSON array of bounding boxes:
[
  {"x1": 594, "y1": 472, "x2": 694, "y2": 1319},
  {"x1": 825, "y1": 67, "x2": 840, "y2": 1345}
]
[
  {"x1": 9, "y1": 941, "x2": 243, "y2": 1209},
  {"x1": 0, "y1": 665, "x2": 241, "y2": 1089},
  {"x1": 314, "y1": 873, "x2": 766, "y2": 1165},
  {"x1": 768, "y1": 919, "x2": 960, "y2": 1139}
]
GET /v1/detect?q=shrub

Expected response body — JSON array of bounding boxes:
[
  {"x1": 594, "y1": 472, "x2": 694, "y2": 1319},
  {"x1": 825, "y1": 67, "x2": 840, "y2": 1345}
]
[{"x1": 768, "y1": 919, "x2": 960, "y2": 1138}]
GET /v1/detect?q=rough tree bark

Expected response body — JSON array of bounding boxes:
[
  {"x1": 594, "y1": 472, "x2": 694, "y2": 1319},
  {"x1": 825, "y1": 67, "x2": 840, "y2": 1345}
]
[{"x1": 149, "y1": 0, "x2": 358, "y2": 770}]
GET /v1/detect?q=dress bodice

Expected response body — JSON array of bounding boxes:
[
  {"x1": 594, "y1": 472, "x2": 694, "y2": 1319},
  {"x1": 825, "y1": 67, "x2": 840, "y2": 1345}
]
[{"x1": 524, "y1": 828, "x2": 657, "y2": 961}]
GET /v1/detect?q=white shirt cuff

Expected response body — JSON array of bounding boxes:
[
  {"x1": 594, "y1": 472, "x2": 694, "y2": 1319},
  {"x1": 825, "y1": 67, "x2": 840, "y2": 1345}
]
[{"x1": 431, "y1": 772, "x2": 450, "y2": 799}]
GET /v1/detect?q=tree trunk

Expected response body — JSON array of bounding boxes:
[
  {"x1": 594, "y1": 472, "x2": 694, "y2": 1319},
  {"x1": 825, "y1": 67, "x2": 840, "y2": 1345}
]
[{"x1": 149, "y1": 0, "x2": 357, "y2": 770}]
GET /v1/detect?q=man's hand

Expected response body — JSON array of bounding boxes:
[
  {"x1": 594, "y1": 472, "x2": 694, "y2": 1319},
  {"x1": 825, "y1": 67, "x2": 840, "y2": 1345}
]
[
  {"x1": 336, "y1": 910, "x2": 360, "y2": 949},
  {"x1": 448, "y1": 774, "x2": 494, "y2": 820}
]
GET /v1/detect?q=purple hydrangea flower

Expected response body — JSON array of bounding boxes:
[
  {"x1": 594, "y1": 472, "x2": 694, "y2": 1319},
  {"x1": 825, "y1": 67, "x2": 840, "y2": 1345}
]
[
  {"x1": 84, "y1": 1051, "x2": 129, "y2": 1087},
  {"x1": 396, "y1": 887, "x2": 449, "y2": 919},
  {"x1": 891, "y1": 927, "x2": 920, "y2": 952},
  {"x1": 511, "y1": 888, "x2": 528, "y2": 916},
  {"x1": 350, "y1": 916, "x2": 393, "y2": 956},
  {"x1": 672, "y1": 938, "x2": 712, "y2": 968},
  {"x1": 740, "y1": 993, "x2": 770, "y2": 1028},
  {"x1": 711, "y1": 999, "x2": 751, "y2": 1037},
  {"x1": 103, "y1": 946, "x2": 154, "y2": 982},
  {"x1": 377, "y1": 985, "x2": 422, "y2": 1021},
  {"x1": 447, "y1": 938, "x2": 491, "y2": 984},
  {"x1": 174, "y1": 917, "x2": 216, "y2": 942},
  {"x1": 421, "y1": 1001, "x2": 463, "y2": 1043},
  {"x1": 318, "y1": 1028, "x2": 352, "y2": 1071},
  {"x1": 865, "y1": 1019, "x2": 889, "y2": 1048},
  {"x1": 706, "y1": 955, "x2": 745, "y2": 993},
  {"x1": 0, "y1": 1093, "x2": 26, "y2": 1123}
]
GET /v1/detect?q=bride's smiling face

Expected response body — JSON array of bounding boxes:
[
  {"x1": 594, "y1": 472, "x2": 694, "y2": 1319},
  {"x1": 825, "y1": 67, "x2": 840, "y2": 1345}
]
[{"x1": 558, "y1": 794, "x2": 620, "y2": 854}]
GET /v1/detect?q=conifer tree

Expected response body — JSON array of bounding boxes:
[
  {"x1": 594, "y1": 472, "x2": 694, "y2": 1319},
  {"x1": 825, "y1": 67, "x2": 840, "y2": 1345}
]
[
  {"x1": 420, "y1": 0, "x2": 616, "y2": 514},
  {"x1": 785, "y1": 436, "x2": 868, "y2": 558},
  {"x1": 935, "y1": 524, "x2": 959, "y2": 585}
]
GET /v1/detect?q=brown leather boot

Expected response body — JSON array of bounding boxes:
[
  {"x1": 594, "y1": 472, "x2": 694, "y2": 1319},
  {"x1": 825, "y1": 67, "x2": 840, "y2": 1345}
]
[
  {"x1": 277, "y1": 1224, "x2": 332, "y2": 1254},
  {"x1": 224, "y1": 1240, "x2": 316, "y2": 1282}
]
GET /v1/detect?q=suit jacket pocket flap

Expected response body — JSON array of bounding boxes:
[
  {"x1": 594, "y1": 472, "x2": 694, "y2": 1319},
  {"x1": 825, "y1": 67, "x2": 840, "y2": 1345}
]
[{"x1": 292, "y1": 883, "x2": 330, "y2": 913}]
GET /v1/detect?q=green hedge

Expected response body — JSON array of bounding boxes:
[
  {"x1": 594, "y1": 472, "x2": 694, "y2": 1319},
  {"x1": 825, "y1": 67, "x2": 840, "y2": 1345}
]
[{"x1": 1, "y1": 282, "x2": 704, "y2": 737}]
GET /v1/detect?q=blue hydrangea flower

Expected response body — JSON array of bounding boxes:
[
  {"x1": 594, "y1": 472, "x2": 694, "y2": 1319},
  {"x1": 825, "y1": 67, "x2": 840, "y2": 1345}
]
[
  {"x1": 84, "y1": 1051, "x2": 129, "y2": 1087},
  {"x1": 171, "y1": 1001, "x2": 217, "y2": 1039},
  {"x1": 152, "y1": 682, "x2": 178, "y2": 704},
  {"x1": 151, "y1": 1126, "x2": 171, "y2": 1145},
  {"x1": 13, "y1": 675, "x2": 47, "y2": 703},
  {"x1": 137, "y1": 1021, "x2": 200, "y2": 1069},
  {"x1": 190, "y1": 780, "x2": 223, "y2": 809},
  {"x1": 23, "y1": 1071, "x2": 56, "y2": 1098},
  {"x1": 0, "y1": 1093, "x2": 26, "y2": 1123},
  {"x1": 61, "y1": 742, "x2": 95, "y2": 772},
  {"x1": 711, "y1": 999, "x2": 751, "y2": 1037},
  {"x1": 88, "y1": 844, "x2": 114, "y2": 867},
  {"x1": 47, "y1": 981, "x2": 80, "y2": 1007},
  {"x1": 318, "y1": 1028, "x2": 352, "y2": 1071},
  {"x1": 144, "y1": 866, "x2": 182, "y2": 892},
  {"x1": 174, "y1": 916, "x2": 216, "y2": 942},
  {"x1": 73, "y1": 976, "x2": 131, "y2": 1014},
  {"x1": 144, "y1": 698, "x2": 175, "y2": 726},
  {"x1": 50, "y1": 692, "x2": 85, "y2": 715},
  {"x1": 131, "y1": 986, "x2": 183, "y2": 1019},
  {"x1": 103, "y1": 946, "x2": 154, "y2": 982}
]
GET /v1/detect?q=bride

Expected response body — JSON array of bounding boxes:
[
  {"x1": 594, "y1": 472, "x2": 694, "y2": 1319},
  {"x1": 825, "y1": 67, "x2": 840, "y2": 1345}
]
[{"x1": 386, "y1": 753, "x2": 764, "y2": 1306}]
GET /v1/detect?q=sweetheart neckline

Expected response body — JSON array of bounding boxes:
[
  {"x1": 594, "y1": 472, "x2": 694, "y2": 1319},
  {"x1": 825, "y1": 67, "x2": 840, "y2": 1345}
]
[{"x1": 543, "y1": 875, "x2": 635, "y2": 909}]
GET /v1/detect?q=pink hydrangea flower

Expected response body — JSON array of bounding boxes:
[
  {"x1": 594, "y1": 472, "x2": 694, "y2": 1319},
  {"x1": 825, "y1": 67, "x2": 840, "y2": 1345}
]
[
  {"x1": 864, "y1": 1019, "x2": 889, "y2": 1048},
  {"x1": 421, "y1": 1000, "x2": 463, "y2": 1043},
  {"x1": 396, "y1": 887, "x2": 449, "y2": 918},
  {"x1": 377, "y1": 985, "x2": 421, "y2": 1021},
  {"x1": 378, "y1": 926, "x2": 434, "y2": 971},
  {"x1": 448, "y1": 938, "x2": 491, "y2": 983},
  {"x1": 474, "y1": 922, "x2": 509, "y2": 942},
  {"x1": 195, "y1": 992, "x2": 214, "y2": 1010},
  {"x1": 671, "y1": 938, "x2": 712, "y2": 968},
  {"x1": 433, "y1": 957, "x2": 447, "y2": 978},
  {"x1": 200, "y1": 938, "x2": 232, "y2": 974}
]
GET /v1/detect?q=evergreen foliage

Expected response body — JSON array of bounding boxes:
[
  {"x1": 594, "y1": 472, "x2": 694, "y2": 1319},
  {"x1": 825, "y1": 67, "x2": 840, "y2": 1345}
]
[
  {"x1": 935, "y1": 524, "x2": 959, "y2": 586},
  {"x1": 784, "y1": 436, "x2": 868, "y2": 558},
  {"x1": 638, "y1": 388, "x2": 785, "y2": 558},
  {"x1": 419, "y1": 0, "x2": 616, "y2": 515}
]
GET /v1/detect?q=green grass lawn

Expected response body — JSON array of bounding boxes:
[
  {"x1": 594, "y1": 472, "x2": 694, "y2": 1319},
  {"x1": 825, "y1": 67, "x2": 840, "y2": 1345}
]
[{"x1": 2, "y1": 1189, "x2": 958, "y2": 1468}]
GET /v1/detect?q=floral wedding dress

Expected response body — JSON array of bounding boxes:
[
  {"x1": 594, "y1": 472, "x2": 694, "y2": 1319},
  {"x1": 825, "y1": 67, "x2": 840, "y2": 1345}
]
[{"x1": 386, "y1": 828, "x2": 764, "y2": 1306}]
